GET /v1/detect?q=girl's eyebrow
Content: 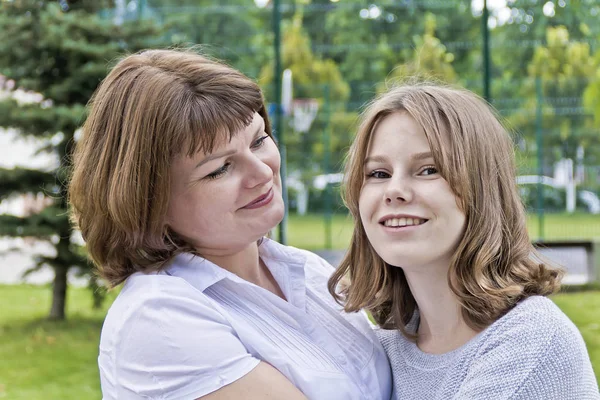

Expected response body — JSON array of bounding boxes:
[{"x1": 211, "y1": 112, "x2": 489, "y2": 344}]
[
  {"x1": 363, "y1": 151, "x2": 433, "y2": 166},
  {"x1": 363, "y1": 155, "x2": 385, "y2": 165},
  {"x1": 411, "y1": 151, "x2": 433, "y2": 161}
]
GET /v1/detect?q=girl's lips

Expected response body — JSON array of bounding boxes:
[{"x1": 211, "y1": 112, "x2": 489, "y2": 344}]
[
  {"x1": 378, "y1": 214, "x2": 426, "y2": 224},
  {"x1": 380, "y1": 220, "x2": 428, "y2": 234},
  {"x1": 380, "y1": 217, "x2": 428, "y2": 228},
  {"x1": 242, "y1": 188, "x2": 274, "y2": 209}
]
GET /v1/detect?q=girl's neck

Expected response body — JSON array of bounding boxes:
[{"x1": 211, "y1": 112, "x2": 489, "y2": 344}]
[{"x1": 403, "y1": 264, "x2": 479, "y2": 354}]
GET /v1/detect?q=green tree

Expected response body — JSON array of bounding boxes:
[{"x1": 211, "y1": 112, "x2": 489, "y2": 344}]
[
  {"x1": 309, "y1": 0, "x2": 479, "y2": 106},
  {"x1": 583, "y1": 48, "x2": 600, "y2": 133},
  {"x1": 491, "y1": 1, "x2": 598, "y2": 113},
  {"x1": 513, "y1": 26, "x2": 598, "y2": 163},
  {"x1": 0, "y1": 0, "x2": 173, "y2": 320},
  {"x1": 319, "y1": 0, "x2": 424, "y2": 107},
  {"x1": 142, "y1": 0, "x2": 271, "y2": 78},
  {"x1": 385, "y1": 13, "x2": 457, "y2": 86},
  {"x1": 259, "y1": 13, "x2": 352, "y2": 173}
]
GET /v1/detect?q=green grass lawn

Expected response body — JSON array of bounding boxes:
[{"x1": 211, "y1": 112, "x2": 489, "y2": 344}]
[
  {"x1": 553, "y1": 291, "x2": 600, "y2": 378},
  {"x1": 0, "y1": 284, "x2": 599, "y2": 399},
  {"x1": 0, "y1": 285, "x2": 118, "y2": 400},
  {"x1": 286, "y1": 212, "x2": 600, "y2": 250}
]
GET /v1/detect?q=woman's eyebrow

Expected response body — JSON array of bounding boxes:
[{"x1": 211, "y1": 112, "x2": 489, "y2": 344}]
[
  {"x1": 254, "y1": 120, "x2": 265, "y2": 137},
  {"x1": 194, "y1": 149, "x2": 236, "y2": 169},
  {"x1": 194, "y1": 119, "x2": 265, "y2": 170}
]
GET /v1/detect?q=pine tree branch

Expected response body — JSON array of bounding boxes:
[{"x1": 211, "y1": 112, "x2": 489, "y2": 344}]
[
  {"x1": 0, "y1": 206, "x2": 68, "y2": 238},
  {"x1": 0, "y1": 98, "x2": 85, "y2": 138},
  {"x1": 0, "y1": 167, "x2": 58, "y2": 200},
  {"x1": 0, "y1": 0, "x2": 175, "y2": 319}
]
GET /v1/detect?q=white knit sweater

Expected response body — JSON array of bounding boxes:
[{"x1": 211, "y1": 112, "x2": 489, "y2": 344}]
[{"x1": 377, "y1": 296, "x2": 600, "y2": 399}]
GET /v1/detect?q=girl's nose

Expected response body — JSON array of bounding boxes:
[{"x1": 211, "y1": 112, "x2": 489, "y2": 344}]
[{"x1": 384, "y1": 180, "x2": 413, "y2": 204}]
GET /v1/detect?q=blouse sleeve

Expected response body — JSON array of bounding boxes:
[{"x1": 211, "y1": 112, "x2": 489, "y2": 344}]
[
  {"x1": 110, "y1": 279, "x2": 260, "y2": 400},
  {"x1": 453, "y1": 301, "x2": 599, "y2": 400}
]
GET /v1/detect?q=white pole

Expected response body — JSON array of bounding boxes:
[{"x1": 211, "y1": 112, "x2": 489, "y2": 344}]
[
  {"x1": 282, "y1": 69, "x2": 293, "y2": 117},
  {"x1": 566, "y1": 158, "x2": 576, "y2": 213}
]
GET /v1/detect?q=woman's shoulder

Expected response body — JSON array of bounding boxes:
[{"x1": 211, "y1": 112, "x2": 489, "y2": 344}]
[
  {"x1": 110, "y1": 271, "x2": 214, "y2": 309},
  {"x1": 99, "y1": 273, "x2": 261, "y2": 399},
  {"x1": 101, "y1": 272, "x2": 228, "y2": 346}
]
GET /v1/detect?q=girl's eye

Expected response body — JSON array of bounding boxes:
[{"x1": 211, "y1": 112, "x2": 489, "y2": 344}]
[
  {"x1": 205, "y1": 162, "x2": 230, "y2": 180},
  {"x1": 420, "y1": 166, "x2": 438, "y2": 176},
  {"x1": 367, "y1": 170, "x2": 390, "y2": 179},
  {"x1": 251, "y1": 135, "x2": 269, "y2": 150}
]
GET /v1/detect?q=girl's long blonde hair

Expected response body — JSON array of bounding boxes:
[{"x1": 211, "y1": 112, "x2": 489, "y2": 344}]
[{"x1": 328, "y1": 84, "x2": 562, "y2": 337}]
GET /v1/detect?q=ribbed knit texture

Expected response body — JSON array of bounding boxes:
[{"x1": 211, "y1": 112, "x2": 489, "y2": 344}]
[{"x1": 377, "y1": 296, "x2": 600, "y2": 399}]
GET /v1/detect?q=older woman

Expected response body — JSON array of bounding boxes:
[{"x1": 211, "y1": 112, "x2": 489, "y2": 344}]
[{"x1": 69, "y1": 49, "x2": 391, "y2": 400}]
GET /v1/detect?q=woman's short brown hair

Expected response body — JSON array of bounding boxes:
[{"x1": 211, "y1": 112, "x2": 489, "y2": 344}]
[
  {"x1": 68, "y1": 49, "x2": 271, "y2": 287},
  {"x1": 328, "y1": 83, "x2": 563, "y2": 337}
]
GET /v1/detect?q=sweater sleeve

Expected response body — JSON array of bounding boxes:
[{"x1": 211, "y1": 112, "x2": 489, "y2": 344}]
[
  {"x1": 509, "y1": 320, "x2": 600, "y2": 400},
  {"x1": 453, "y1": 297, "x2": 599, "y2": 400}
]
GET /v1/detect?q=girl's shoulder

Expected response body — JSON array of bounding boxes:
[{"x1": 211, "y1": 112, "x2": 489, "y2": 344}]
[
  {"x1": 473, "y1": 295, "x2": 589, "y2": 371},
  {"x1": 483, "y1": 295, "x2": 579, "y2": 343},
  {"x1": 461, "y1": 299, "x2": 599, "y2": 399}
]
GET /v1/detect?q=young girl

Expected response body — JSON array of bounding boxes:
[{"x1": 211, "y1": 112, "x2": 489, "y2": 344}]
[{"x1": 329, "y1": 83, "x2": 599, "y2": 399}]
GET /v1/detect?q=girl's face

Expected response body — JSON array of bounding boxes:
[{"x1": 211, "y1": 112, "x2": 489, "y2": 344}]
[
  {"x1": 359, "y1": 111, "x2": 466, "y2": 271},
  {"x1": 166, "y1": 113, "x2": 284, "y2": 256}
]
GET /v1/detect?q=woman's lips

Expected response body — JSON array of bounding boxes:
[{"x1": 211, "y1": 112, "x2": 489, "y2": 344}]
[{"x1": 242, "y1": 188, "x2": 274, "y2": 209}]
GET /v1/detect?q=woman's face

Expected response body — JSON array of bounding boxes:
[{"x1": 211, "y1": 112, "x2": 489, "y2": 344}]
[{"x1": 166, "y1": 112, "x2": 284, "y2": 256}]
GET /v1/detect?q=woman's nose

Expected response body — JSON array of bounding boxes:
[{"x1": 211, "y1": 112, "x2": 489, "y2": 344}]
[{"x1": 245, "y1": 154, "x2": 273, "y2": 188}]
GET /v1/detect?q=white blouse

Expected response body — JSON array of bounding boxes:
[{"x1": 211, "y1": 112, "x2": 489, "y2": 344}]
[{"x1": 98, "y1": 238, "x2": 392, "y2": 400}]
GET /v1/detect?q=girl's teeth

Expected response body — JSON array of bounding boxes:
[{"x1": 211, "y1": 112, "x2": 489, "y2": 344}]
[{"x1": 384, "y1": 218, "x2": 423, "y2": 227}]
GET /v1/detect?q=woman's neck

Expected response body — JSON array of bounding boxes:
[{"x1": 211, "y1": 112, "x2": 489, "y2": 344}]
[
  {"x1": 403, "y1": 263, "x2": 479, "y2": 354},
  {"x1": 200, "y1": 241, "x2": 286, "y2": 300}
]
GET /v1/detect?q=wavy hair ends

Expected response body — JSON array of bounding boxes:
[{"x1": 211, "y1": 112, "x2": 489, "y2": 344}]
[
  {"x1": 68, "y1": 49, "x2": 271, "y2": 287},
  {"x1": 328, "y1": 83, "x2": 563, "y2": 337}
]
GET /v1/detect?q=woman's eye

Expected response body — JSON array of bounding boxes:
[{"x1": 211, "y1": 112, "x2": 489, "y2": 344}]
[
  {"x1": 367, "y1": 170, "x2": 390, "y2": 179},
  {"x1": 205, "y1": 162, "x2": 230, "y2": 180},
  {"x1": 251, "y1": 135, "x2": 269, "y2": 149},
  {"x1": 420, "y1": 166, "x2": 438, "y2": 176}
]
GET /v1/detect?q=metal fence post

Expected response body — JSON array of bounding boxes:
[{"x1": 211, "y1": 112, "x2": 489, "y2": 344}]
[
  {"x1": 273, "y1": 0, "x2": 288, "y2": 245},
  {"x1": 323, "y1": 84, "x2": 332, "y2": 250},
  {"x1": 536, "y1": 76, "x2": 545, "y2": 240}
]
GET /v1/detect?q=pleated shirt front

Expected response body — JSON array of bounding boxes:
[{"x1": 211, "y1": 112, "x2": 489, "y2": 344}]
[{"x1": 98, "y1": 238, "x2": 392, "y2": 400}]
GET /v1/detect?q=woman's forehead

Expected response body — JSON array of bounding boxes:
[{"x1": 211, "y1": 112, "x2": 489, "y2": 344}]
[
  {"x1": 178, "y1": 112, "x2": 265, "y2": 160},
  {"x1": 177, "y1": 112, "x2": 259, "y2": 157}
]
